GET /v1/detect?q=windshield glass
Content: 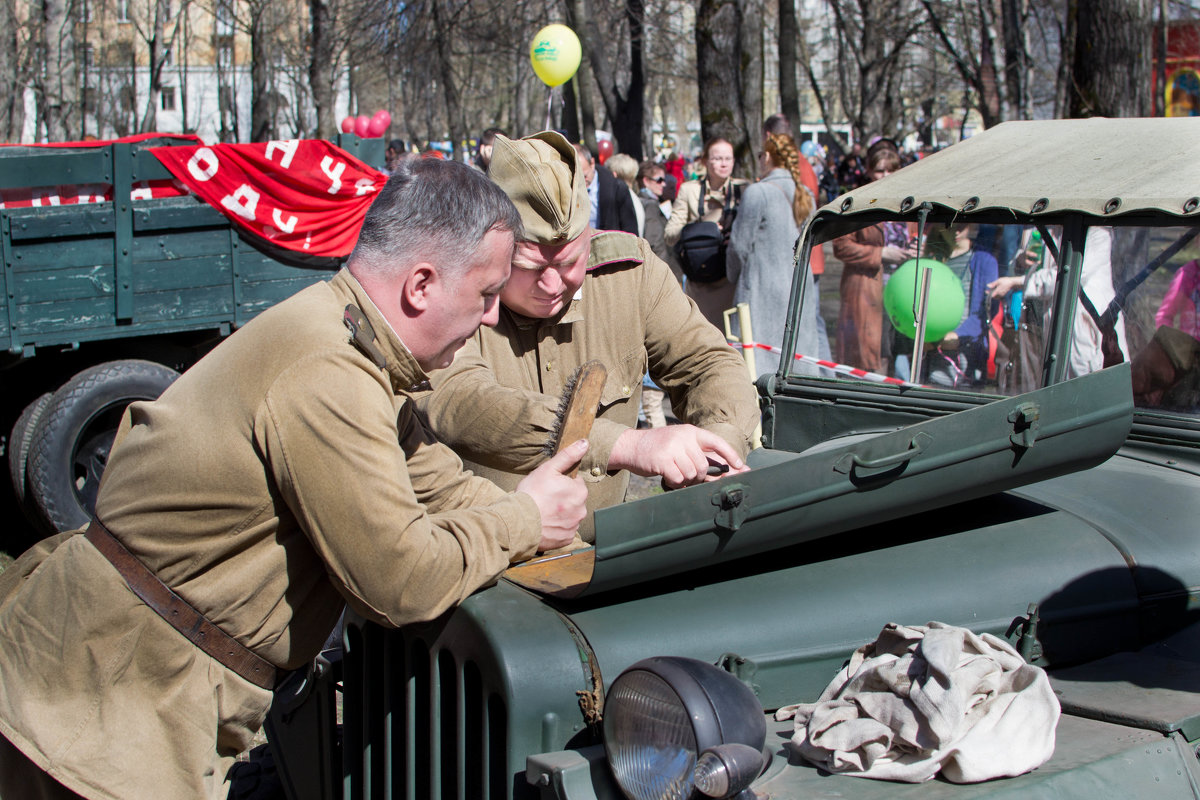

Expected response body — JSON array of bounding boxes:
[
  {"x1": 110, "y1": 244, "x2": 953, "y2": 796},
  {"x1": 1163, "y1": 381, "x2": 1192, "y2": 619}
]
[{"x1": 781, "y1": 219, "x2": 1200, "y2": 421}]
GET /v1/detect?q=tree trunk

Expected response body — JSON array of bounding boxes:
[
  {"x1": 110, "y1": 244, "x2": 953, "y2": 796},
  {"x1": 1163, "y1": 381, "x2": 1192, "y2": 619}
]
[
  {"x1": 40, "y1": 0, "x2": 79, "y2": 140},
  {"x1": 1067, "y1": 0, "x2": 1151, "y2": 117},
  {"x1": 696, "y1": 0, "x2": 763, "y2": 176},
  {"x1": 1001, "y1": 0, "x2": 1031, "y2": 119},
  {"x1": 777, "y1": 0, "x2": 800, "y2": 135},
  {"x1": 561, "y1": 76, "x2": 581, "y2": 142},
  {"x1": 309, "y1": 0, "x2": 335, "y2": 138},
  {"x1": 250, "y1": 2, "x2": 275, "y2": 142},
  {"x1": 139, "y1": 0, "x2": 171, "y2": 133},
  {"x1": 0, "y1": 0, "x2": 23, "y2": 140},
  {"x1": 573, "y1": 0, "x2": 646, "y2": 159},
  {"x1": 431, "y1": 2, "x2": 464, "y2": 161}
]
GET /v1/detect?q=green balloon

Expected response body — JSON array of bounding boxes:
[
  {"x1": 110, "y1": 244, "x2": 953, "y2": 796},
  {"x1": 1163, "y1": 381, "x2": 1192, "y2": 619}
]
[{"x1": 883, "y1": 259, "x2": 966, "y2": 342}]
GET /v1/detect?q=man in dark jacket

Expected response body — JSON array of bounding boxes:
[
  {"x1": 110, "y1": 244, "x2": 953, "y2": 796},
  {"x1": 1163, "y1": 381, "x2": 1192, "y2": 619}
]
[{"x1": 573, "y1": 143, "x2": 637, "y2": 234}]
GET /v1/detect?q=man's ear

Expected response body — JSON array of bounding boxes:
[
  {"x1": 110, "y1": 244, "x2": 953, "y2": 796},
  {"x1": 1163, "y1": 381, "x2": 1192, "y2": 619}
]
[{"x1": 402, "y1": 264, "x2": 438, "y2": 312}]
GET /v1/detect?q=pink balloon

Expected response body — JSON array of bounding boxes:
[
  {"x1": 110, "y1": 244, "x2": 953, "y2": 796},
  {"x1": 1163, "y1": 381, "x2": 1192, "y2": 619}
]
[
  {"x1": 373, "y1": 110, "x2": 392, "y2": 128},
  {"x1": 367, "y1": 116, "x2": 388, "y2": 138},
  {"x1": 354, "y1": 115, "x2": 371, "y2": 137},
  {"x1": 340, "y1": 116, "x2": 356, "y2": 133}
]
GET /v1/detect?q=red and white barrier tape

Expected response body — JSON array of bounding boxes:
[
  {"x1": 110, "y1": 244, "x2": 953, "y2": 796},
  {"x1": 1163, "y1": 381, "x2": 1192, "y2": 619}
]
[{"x1": 732, "y1": 341, "x2": 919, "y2": 388}]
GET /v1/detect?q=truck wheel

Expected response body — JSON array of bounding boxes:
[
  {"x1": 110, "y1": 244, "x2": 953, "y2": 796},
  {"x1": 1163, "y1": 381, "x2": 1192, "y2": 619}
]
[
  {"x1": 7, "y1": 393, "x2": 53, "y2": 539},
  {"x1": 8, "y1": 393, "x2": 52, "y2": 504},
  {"x1": 27, "y1": 360, "x2": 179, "y2": 535}
]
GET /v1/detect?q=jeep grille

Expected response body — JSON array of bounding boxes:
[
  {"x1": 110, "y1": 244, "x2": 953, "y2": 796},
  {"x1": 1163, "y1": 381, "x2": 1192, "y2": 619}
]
[{"x1": 342, "y1": 623, "x2": 510, "y2": 799}]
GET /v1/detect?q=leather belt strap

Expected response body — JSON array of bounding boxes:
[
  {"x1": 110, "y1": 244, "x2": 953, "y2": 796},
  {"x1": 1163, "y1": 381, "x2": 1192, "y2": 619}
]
[{"x1": 85, "y1": 518, "x2": 277, "y2": 690}]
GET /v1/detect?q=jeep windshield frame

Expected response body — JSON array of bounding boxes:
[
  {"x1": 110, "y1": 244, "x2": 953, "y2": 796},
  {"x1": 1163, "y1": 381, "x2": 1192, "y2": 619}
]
[{"x1": 777, "y1": 119, "x2": 1200, "y2": 445}]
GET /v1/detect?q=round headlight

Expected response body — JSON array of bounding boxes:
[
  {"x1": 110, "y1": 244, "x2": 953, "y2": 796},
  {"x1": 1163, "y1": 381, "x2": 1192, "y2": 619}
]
[{"x1": 602, "y1": 657, "x2": 766, "y2": 800}]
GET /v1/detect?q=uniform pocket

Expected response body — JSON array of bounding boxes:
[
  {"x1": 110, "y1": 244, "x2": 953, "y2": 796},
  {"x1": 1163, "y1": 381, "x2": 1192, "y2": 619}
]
[{"x1": 598, "y1": 349, "x2": 648, "y2": 413}]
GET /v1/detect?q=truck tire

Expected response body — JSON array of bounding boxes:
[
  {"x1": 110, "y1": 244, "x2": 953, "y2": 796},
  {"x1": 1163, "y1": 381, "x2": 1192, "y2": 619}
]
[
  {"x1": 8, "y1": 393, "x2": 52, "y2": 505},
  {"x1": 7, "y1": 393, "x2": 53, "y2": 541},
  {"x1": 27, "y1": 360, "x2": 180, "y2": 535}
]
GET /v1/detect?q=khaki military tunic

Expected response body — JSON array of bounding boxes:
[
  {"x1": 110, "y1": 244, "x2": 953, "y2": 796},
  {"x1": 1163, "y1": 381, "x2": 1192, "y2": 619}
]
[
  {"x1": 421, "y1": 231, "x2": 759, "y2": 542},
  {"x1": 0, "y1": 269, "x2": 542, "y2": 800}
]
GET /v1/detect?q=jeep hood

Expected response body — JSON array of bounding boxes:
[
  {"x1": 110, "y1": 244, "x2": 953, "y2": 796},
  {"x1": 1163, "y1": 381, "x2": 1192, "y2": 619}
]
[{"x1": 506, "y1": 365, "x2": 1134, "y2": 598}]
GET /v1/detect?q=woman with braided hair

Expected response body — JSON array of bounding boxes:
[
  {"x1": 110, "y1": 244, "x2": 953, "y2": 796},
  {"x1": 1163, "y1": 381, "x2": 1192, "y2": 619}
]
[{"x1": 728, "y1": 132, "x2": 824, "y2": 377}]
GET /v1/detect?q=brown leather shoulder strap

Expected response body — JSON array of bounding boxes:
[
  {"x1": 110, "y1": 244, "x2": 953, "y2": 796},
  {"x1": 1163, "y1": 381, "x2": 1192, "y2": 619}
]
[{"x1": 85, "y1": 519, "x2": 276, "y2": 690}]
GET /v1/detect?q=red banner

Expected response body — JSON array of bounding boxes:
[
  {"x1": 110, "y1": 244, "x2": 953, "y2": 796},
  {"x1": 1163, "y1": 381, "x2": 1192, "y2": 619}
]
[{"x1": 153, "y1": 140, "x2": 386, "y2": 258}]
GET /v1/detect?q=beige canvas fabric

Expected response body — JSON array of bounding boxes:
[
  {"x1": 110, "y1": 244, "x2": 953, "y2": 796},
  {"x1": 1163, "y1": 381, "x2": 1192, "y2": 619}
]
[
  {"x1": 826, "y1": 117, "x2": 1200, "y2": 220},
  {"x1": 0, "y1": 269, "x2": 542, "y2": 800},
  {"x1": 421, "y1": 231, "x2": 758, "y2": 542},
  {"x1": 489, "y1": 131, "x2": 590, "y2": 246},
  {"x1": 777, "y1": 621, "x2": 1059, "y2": 784}
]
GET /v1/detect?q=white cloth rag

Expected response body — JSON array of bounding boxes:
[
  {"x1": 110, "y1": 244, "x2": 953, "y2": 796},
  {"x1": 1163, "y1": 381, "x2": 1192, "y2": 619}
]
[{"x1": 775, "y1": 621, "x2": 1059, "y2": 783}]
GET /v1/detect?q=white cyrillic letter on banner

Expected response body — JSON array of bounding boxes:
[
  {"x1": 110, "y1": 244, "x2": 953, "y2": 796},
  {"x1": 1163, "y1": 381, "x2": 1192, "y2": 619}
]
[
  {"x1": 320, "y1": 156, "x2": 345, "y2": 194},
  {"x1": 188, "y1": 148, "x2": 220, "y2": 181},
  {"x1": 265, "y1": 139, "x2": 300, "y2": 169},
  {"x1": 221, "y1": 184, "x2": 260, "y2": 222}
]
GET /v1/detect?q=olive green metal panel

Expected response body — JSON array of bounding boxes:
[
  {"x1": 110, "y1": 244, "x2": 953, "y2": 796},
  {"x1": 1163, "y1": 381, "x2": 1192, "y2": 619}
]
[
  {"x1": 1053, "y1": 650, "x2": 1200, "y2": 739},
  {"x1": 342, "y1": 582, "x2": 600, "y2": 800},
  {"x1": 585, "y1": 365, "x2": 1133, "y2": 597},
  {"x1": 569, "y1": 502, "x2": 1137, "y2": 711},
  {"x1": 531, "y1": 715, "x2": 1200, "y2": 799}
]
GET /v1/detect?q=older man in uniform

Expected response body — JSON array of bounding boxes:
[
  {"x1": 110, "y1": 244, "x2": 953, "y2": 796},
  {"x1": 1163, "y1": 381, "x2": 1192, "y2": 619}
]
[
  {"x1": 0, "y1": 158, "x2": 588, "y2": 800},
  {"x1": 421, "y1": 131, "x2": 759, "y2": 541}
]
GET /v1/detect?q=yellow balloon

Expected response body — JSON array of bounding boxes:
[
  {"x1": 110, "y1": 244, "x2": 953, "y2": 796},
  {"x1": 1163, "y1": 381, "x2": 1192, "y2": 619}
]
[{"x1": 530, "y1": 24, "x2": 582, "y2": 88}]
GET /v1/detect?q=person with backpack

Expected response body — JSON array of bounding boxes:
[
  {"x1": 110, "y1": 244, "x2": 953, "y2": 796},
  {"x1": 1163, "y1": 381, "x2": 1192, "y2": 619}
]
[{"x1": 664, "y1": 138, "x2": 746, "y2": 329}]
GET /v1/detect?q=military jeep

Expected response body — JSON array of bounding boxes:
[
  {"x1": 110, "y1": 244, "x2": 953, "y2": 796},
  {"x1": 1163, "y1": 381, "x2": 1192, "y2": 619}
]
[{"x1": 270, "y1": 118, "x2": 1200, "y2": 800}]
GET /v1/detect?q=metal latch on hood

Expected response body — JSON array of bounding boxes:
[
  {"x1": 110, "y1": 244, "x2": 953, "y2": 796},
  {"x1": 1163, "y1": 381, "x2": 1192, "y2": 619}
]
[
  {"x1": 1008, "y1": 402, "x2": 1041, "y2": 449},
  {"x1": 712, "y1": 484, "x2": 749, "y2": 532}
]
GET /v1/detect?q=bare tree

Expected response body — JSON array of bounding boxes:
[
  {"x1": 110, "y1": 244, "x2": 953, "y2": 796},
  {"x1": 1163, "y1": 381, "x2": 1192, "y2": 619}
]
[
  {"x1": 0, "y1": 0, "x2": 30, "y2": 140},
  {"x1": 1065, "y1": 0, "x2": 1152, "y2": 117},
  {"x1": 822, "y1": 0, "x2": 923, "y2": 143},
  {"x1": 777, "y1": 0, "x2": 800, "y2": 134},
  {"x1": 38, "y1": 0, "x2": 80, "y2": 139},
  {"x1": 132, "y1": 0, "x2": 187, "y2": 132},
  {"x1": 572, "y1": 0, "x2": 647, "y2": 158},
  {"x1": 696, "y1": 0, "x2": 763, "y2": 174},
  {"x1": 920, "y1": 0, "x2": 1005, "y2": 128},
  {"x1": 309, "y1": 0, "x2": 336, "y2": 137}
]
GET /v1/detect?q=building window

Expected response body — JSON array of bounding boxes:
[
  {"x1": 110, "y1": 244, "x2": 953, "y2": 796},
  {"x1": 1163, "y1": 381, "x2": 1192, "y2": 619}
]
[
  {"x1": 216, "y1": 35, "x2": 234, "y2": 66},
  {"x1": 107, "y1": 40, "x2": 134, "y2": 66},
  {"x1": 117, "y1": 0, "x2": 130, "y2": 22},
  {"x1": 219, "y1": 84, "x2": 234, "y2": 113},
  {"x1": 81, "y1": 43, "x2": 95, "y2": 69},
  {"x1": 162, "y1": 47, "x2": 172, "y2": 67},
  {"x1": 82, "y1": 87, "x2": 98, "y2": 114},
  {"x1": 119, "y1": 84, "x2": 136, "y2": 112},
  {"x1": 79, "y1": 0, "x2": 92, "y2": 22},
  {"x1": 161, "y1": 87, "x2": 176, "y2": 111}
]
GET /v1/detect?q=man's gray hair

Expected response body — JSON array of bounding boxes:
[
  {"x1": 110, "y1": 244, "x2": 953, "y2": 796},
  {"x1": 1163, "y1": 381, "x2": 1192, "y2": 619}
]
[{"x1": 349, "y1": 157, "x2": 522, "y2": 280}]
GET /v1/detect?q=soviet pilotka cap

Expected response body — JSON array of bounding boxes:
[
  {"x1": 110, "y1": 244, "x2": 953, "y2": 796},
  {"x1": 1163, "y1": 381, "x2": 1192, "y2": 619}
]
[{"x1": 488, "y1": 131, "x2": 589, "y2": 249}]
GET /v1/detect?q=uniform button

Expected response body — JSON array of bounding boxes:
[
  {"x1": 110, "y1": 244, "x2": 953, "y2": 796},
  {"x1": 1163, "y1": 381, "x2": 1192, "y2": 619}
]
[
  {"x1": 621, "y1": 385, "x2": 631, "y2": 395},
  {"x1": 545, "y1": 362, "x2": 553, "y2": 372},
  {"x1": 590, "y1": 466, "x2": 603, "y2": 477}
]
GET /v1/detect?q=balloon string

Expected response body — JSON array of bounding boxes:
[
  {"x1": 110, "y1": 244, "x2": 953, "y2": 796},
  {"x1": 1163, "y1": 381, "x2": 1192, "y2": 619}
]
[{"x1": 545, "y1": 86, "x2": 563, "y2": 131}]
